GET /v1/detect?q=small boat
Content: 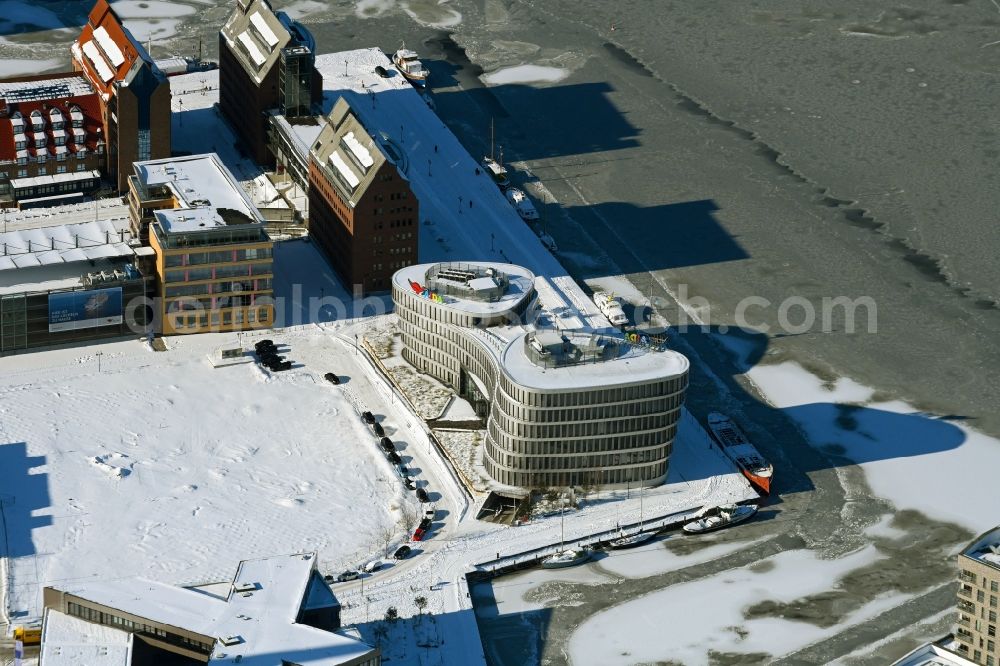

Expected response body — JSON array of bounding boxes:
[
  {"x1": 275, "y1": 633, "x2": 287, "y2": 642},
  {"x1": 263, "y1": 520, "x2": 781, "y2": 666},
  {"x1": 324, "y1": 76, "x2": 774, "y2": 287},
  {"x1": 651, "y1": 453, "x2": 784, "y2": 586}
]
[
  {"x1": 541, "y1": 547, "x2": 592, "y2": 569},
  {"x1": 505, "y1": 186, "x2": 539, "y2": 221},
  {"x1": 538, "y1": 231, "x2": 558, "y2": 252},
  {"x1": 608, "y1": 531, "x2": 655, "y2": 550},
  {"x1": 481, "y1": 156, "x2": 509, "y2": 188},
  {"x1": 393, "y1": 46, "x2": 428, "y2": 87},
  {"x1": 707, "y1": 412, "x2": 774, "y2": 495},
  {"x1": 683, "y1": 504, "x2": 758, "y2": 534}
]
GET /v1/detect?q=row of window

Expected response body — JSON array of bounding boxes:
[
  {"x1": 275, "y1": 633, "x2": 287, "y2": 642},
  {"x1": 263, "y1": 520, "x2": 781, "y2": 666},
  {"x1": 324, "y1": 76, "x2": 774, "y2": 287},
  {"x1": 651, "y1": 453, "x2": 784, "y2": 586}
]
[
  {"x1": 164, "y1": 263, "x2": 273, "y2": 283},
  {"x1": 15, "y1": 145, "x2": 99, "y2": 165},
  {"x1": 164, "y1": 278, "x2": 272, "y2": 300},
  {"x1": 66, "y1": 601, "x2": 214, "y2": 654},
  {"x1": 370, "y1": 232, "x2": 415, "y2": 243},
  {"x1": 163, "y1": 247, "x2": 271, "y2": 267},
  {"x1": 486, "y1": 439, "x2": 669, "y2": 471},
  {"x1": 170, "y1": 306, "x2": 271, "y2": 330},
  {"x1": 484, "y1": 458, "x2": 668, "y2": 489}
]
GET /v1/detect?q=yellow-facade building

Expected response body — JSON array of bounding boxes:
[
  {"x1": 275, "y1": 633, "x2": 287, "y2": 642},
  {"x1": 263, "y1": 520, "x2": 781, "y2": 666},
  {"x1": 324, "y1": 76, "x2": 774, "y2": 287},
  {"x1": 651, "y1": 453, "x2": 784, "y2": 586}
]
[{"x1": 128, "y1": 153, "x2": 274, "y2": 335}]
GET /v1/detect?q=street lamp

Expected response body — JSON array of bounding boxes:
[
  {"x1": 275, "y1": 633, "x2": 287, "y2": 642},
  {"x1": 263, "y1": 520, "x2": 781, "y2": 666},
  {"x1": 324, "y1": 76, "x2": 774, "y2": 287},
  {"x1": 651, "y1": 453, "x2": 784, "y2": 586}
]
[{"x1": 96, "y1": 351, "x2": 104, "y2": 373}]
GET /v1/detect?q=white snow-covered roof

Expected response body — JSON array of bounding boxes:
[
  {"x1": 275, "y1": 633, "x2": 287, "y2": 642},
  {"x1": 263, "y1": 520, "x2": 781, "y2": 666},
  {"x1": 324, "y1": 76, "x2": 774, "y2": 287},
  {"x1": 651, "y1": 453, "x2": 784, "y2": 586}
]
[
  {"x1": 890, "y1": 641, "x2": 979, "y2": 666},
  {"x1": 41, "y1": 608, "x2": 132, "y2": 666},
  {"x1": 0, "y1": 76, "x2": 92, "y2": 103},
  {"x1": 10, "y1": 170, "x2": 101, "y2": 190},
  {"x1": 342, "y1": 131, "x2": 373, "y2": 169},
  {"x1": 238, "y1": 31, "x2": 267, "y2": 67},
  {"x1": 93, "y1": 26, "x2": 125, "y2": 68},
  {"x1": 394, "y1": 262, "x2": 535, "y2": 317},
  {"x1": 155, "y1": 207, "x2": 227, "y2": 233},
  {"x1": 81, "y1": 40, "x2": 114, "y2": 82},
  {"x1": 328, "y1": 150, "x2": 360, "y2": 189},
  {"x1": 134, "y1": 153, "x2": 263, "y2": 226},
  {"x1": 51, "y1": 553, "x2": 375, "y2": 666},
  {"x1": 250, "y1": 11, "x2": 279, "y2": 49},
  {"x1": 963, "y1": 526, "x2": 1000, "y2": 569}
]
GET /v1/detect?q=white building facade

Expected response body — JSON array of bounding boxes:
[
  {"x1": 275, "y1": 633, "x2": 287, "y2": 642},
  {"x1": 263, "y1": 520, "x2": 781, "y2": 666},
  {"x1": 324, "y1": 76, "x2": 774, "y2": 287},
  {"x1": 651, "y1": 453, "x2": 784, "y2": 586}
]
[{"x1": 392, "y1": 261, "x2": 689, "y2": 490}]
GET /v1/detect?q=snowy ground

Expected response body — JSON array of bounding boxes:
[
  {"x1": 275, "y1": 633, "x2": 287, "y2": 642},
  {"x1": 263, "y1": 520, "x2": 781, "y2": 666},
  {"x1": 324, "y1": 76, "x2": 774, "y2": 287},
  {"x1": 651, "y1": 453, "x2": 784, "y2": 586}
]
[{"x1": 0, "y1": 328, "x2": 422, "y2": 620}]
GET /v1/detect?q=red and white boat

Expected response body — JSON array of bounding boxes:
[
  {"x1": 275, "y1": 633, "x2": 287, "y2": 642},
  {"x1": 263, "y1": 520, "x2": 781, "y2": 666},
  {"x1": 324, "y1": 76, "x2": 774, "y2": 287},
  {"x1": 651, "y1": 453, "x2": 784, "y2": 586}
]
[{"x1": 707, "y1": 412, "x2": 773, "y2": 495}]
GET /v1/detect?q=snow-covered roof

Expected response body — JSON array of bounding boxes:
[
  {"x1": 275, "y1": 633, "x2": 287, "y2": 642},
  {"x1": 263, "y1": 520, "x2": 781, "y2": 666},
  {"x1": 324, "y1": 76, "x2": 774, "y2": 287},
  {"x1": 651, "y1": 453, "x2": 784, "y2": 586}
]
[
  {"x1": 93, "y1": 26, "x2": 125, "y2": 68},
  {"x1": 221, "y1": 0, "x2": 295, "y2": 83},
  {"x1": 962, "y1": 526, "x2": 1000, "y2": 570},
  {"x1": 81, "y1": 40, "x2": 115, "y2": 83},
  {"x1": 10, "y1": 170, "x2": 101, "y2": 190},
  {"x1": 41, "y1": 608, "x2": 132, "y2": 666},
  {"x1": 394, "y1": 261, "x2": 688, "y2": 391},
  {"x1": 328, "y1": 150, "x2": 360, "y2": 189},
  {"x1": 134, "y1": 153, "x2": 264, "y2": 227},
  {"x1": 238, "y1": 31, "x2": 267, "y2": 67},
  {"x1": 342, "y1": 131, "x2": 374, "y2": 169},
  {"x1": 310, "y1": 97, "x2": 392, "y2": 203},
  {"x1": 0, "y1": 76, "x2": 93, "y2": 103},
  {"x1": 0, "y1": 217, "x2": 132, "y2": 277},
  {"x1": 249, "y1": 11, "x2": 280, "y2": 48},
  {"x1": 890, "y1": 641, "x2": 979, "y2": 666},
  {"x1": 49, "y1": 553, "x2": 376, "y2": 666},
  {"x1": 155, "y1": 207, "x2": 228, "y2": 233},
  {"x1": 394, "y1": 262, "x2": 535, "y2": 317}
]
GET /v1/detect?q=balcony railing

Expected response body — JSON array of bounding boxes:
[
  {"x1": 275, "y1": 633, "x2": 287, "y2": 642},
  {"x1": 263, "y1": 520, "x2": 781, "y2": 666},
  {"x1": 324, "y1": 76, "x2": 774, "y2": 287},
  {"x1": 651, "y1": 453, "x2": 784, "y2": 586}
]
[
  {"x1": 959, "y1": 585, "x2": 975, "y2": 599},
  {"x1": 959, "y1": 599, "x2": 976, "y2": 614},
  {"x1": 960, "y1": 571, "x2": 977, "y2": 583}
]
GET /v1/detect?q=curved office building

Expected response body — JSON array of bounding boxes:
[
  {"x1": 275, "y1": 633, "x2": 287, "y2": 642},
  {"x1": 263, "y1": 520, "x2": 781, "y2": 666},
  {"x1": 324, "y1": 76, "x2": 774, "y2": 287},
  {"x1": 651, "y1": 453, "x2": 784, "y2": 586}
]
[{"x1": 392, "y1": 262, "x2": 690, "y2": 490}]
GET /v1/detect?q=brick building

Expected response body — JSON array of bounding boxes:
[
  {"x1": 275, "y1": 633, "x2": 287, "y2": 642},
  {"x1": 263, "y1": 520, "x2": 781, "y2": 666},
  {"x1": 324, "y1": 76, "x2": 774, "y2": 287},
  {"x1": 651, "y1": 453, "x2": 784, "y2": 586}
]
[
  {"x1": 957, "y1": 526, "x2": 1000, "y2": 665},
  {"x1": 219, "y1": 0, "x2": 322, "y2": 166},
  {"x1": 308, "y1": 98, "x2": 418, "y2": 293},
  {"x1": 0, "y1": 75, "x2": 105, "y2": 203},
  {"x1": 71, "y1": 0, "x2": 171, "y2": 193}
]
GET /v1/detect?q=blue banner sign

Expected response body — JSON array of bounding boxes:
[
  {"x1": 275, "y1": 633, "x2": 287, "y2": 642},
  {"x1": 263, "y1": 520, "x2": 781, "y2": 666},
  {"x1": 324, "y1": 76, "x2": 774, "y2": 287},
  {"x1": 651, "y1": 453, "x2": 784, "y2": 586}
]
[{"x1": 48, "y1": 287, "x2": 123, "y2": 332}]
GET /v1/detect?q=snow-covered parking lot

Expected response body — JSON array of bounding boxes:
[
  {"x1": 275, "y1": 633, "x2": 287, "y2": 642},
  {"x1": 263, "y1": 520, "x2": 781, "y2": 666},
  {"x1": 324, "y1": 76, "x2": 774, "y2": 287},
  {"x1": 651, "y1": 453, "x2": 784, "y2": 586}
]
[{"x1": 0, "y1": 327, "x2": 428, "y2": 620}]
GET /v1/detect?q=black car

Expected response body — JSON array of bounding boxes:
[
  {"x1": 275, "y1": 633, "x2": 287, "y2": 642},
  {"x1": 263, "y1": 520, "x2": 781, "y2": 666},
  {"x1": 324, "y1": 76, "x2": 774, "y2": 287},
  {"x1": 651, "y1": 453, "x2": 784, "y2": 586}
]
[
  {"x1": 375, "y1": 65, "x2": 389, "y2": 78},
  {"x1": 260, "y1": 353, "x2": 285, "y2": 363},
  {"x1": 393, "y1": 545, "x2": 412, "y2": 560},
  {"x1": 324, "y1": 372, "x2": 340, "y2": 385},
  {"x1": 269, "y1": 360, "x2": 292, "y2": 372},
  {"x1": 418, "y1": 517, "x2": 432, "y2": 530},
  {"x1": 372, "y1": 422, "x2": 385, "y2": 437},
  {"x1": 379, "y1": 437, "x2": 394, "y2": 452},
  {"x1": 254, "y1": 339, "x2": 274, "y2": 351},
  {"x1": 387, "y1": 450, "x2": 402, "y2": 465},
  {"x1": 361, "y1": 411, "x2": 376, "y2": 425},
  {"x1": 415, "y1": 488, "x2": 429, "y2": 503}
]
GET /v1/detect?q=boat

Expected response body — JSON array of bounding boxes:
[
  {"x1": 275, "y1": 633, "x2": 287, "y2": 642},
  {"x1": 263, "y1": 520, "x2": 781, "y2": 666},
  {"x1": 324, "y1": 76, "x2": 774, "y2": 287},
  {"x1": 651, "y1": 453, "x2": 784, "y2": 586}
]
[
  {"x1": 481, "y1": 156, "x2": 509, "y2": 188},
  {"x1": 706, "y1": 412, "x2": 774, "y2": 495},
  {"x1": 593, "y1": 291, "x2": 628, "y2": 327},
  {"x1": 392, "y1": 46, "x2": 428, "y2": 87},
  {"x1": 505, "y1": 186, "x2": 539, "y2": 221},
  {"x1": 682, "y1": 504, "x2": 758, "y2": 534},
  {"x1": 540, "y1": 506, "x2": 592, "y2": 569},
  {"x1": 541, "y1": 547, "x2": 592, "y2": 568},
  {"x1": 608, "y1": 531, "x2": 655, "y2": 549}
]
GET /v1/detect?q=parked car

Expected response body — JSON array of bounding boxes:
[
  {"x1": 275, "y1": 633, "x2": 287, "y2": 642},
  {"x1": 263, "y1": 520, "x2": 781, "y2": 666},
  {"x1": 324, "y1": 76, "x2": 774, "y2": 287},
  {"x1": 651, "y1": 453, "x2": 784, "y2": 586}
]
[
  {"x1": 387, "y1": 450, "x2": 402, "y2": 465},
  {"x1": 412, "y1": 526, "x2": 426, "y2": 542},
  {"x1": 361, "y1": 411, "x2": 376, "y2": 425},
  {"x1": 379, "y1": 437, "x2": 395, "y2": 452},
  {"x1": 416, "y1": 487, "x2": 429, "y2": 503},
  {"x1": 419, "y1": 517, "x2": 432, "y2": 530},
  {"x1": 425, "y1": 508, "x2": 436, "y2": 521},
  {"x1": 260, "y1": 354, "x2": 285, "y2": 364},
  {"x1": 372, "y1": 422, "x2": 385, "y2": 437},
  {"x1": 323, "y1": 372, "x2": 340, "y2": 385},
  {"x1": 269, "y1": 360, "x2": 292, "y2": 372},
  {"x1": 375, "y1": 65, "x2": 389, "y2": 78},
  {"x1": 254, "y1": 339, "x2": 274, "y2": 351},
  {"x1": 363, "y1": 560, "x2": 383, "y2": 573},
  {"x1": 393, "y1": 545, "x2": 412, "y2": 560},
  {"x1": 403, "y1": 476, "x2": 417, "y2": 490},
  {"x1": 336, "y1": 570, "x2": 360, "y2": 582}
]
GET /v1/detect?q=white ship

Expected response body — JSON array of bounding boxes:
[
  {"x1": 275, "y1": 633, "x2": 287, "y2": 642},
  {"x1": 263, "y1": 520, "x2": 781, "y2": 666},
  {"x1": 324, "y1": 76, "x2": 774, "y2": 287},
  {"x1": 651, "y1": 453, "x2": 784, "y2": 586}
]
[
  {"x1": 392, "y1": 47, "x2": 428, "y2": 87},
  {"x1": 593, "y1": 291, "x2": 628, "y2": 327},
  {"x1": 505, "y1": 186, "x2": 539, "y2": 221},
  {"x1": 683, "y1": 504, "x2": 758, "y2": 534}
]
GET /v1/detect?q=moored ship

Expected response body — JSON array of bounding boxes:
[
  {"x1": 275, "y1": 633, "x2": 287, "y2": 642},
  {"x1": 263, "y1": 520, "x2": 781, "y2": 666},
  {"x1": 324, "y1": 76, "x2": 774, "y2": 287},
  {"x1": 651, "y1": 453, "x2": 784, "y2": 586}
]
[
  {"x1": 706, "y1": 412, "x2": 773, "y2": 495},
  {"x1": 392, "y1": 46, "x2": 428, "y2": 87}
]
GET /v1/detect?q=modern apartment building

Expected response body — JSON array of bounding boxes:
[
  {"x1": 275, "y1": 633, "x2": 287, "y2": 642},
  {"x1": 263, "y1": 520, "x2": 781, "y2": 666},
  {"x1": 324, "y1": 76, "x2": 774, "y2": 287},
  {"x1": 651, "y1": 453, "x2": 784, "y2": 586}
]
[
  {"x1": 219, "y1": 0, "x2": 322, "y2": 165},
  {"x1": 309, "y1": 98, "x2": 418, "y2": 293},
  {"x1": 72, "y1": 0, "x2": 171, "y2": 192},
  {"x1": 41, "y1": 552, "x2": 380, "y2": 666},
  {"x1": 392, "y1": 261, "x2": 689, "y2": 490},
  {"x1": 128, "y1": 153, "x2": 274, "y2": 335},
  {"x1": 956, "y1": 527, "x2": 1000, "y2": 665}
]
